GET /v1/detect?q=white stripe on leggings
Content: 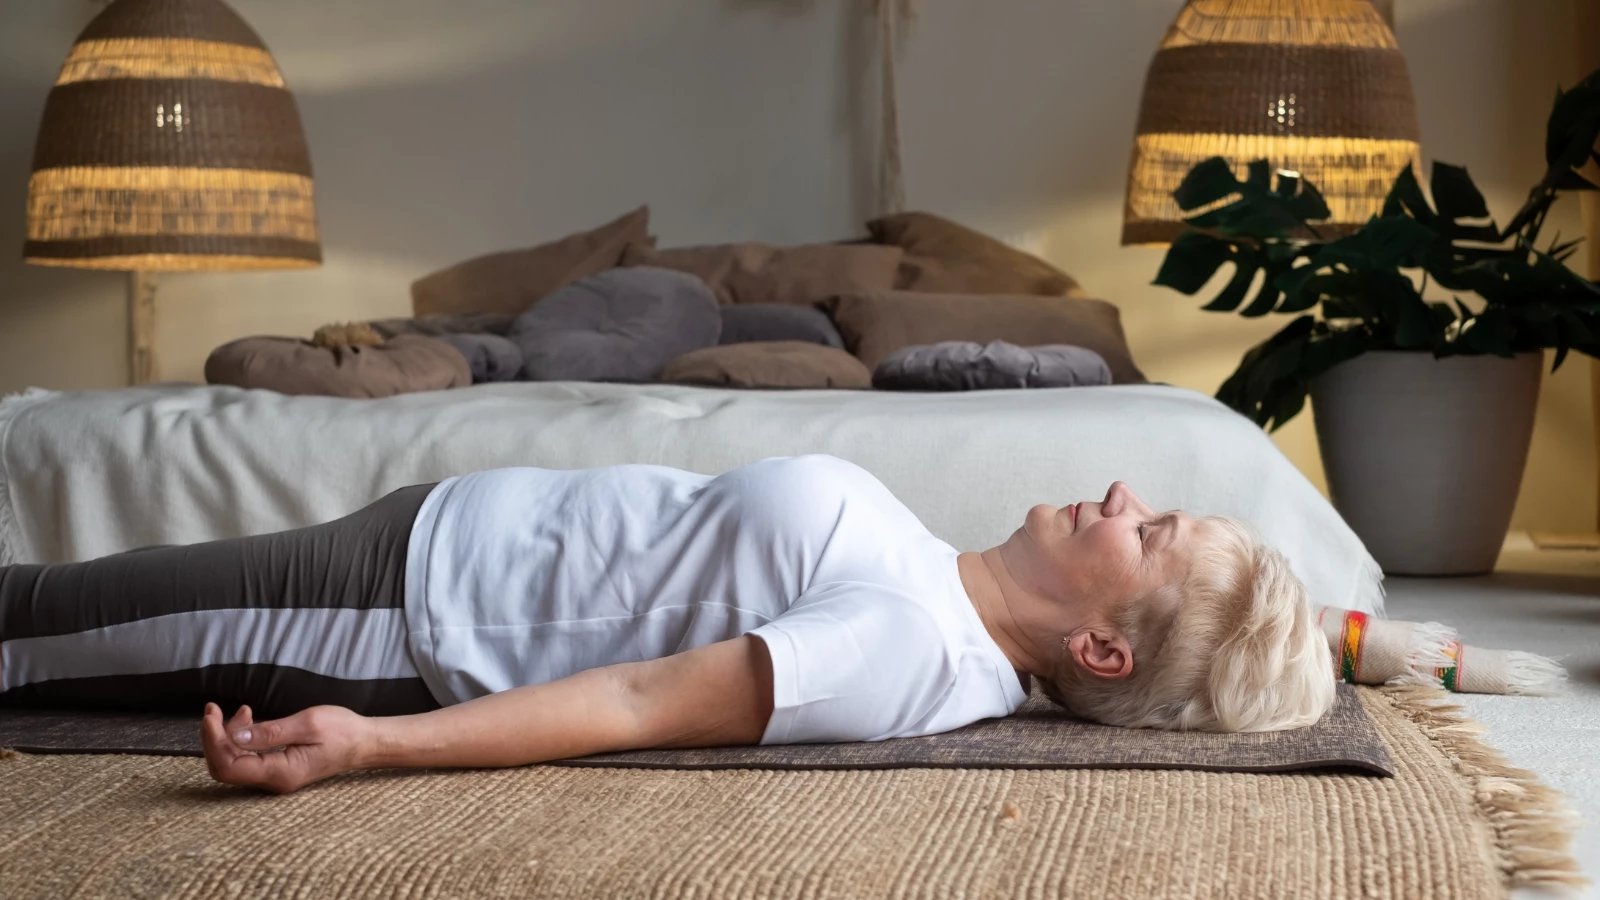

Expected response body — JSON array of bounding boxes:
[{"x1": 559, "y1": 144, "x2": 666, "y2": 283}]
[{"x1": 1, "y1": 607, "x2": 417, "y2": 690}]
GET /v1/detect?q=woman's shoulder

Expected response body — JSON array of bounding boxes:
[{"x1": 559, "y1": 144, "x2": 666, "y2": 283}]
[
  {"x1": 712, "y1": 456, "x2": 898, "y2": 528},
  {"x1": 726, "y1": 454, "x2": 879, "y2": 488}
]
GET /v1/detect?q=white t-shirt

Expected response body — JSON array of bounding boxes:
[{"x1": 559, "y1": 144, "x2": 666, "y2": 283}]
[{"x1": 403, "y1": 455, "x2": 1028, "y2": 744}]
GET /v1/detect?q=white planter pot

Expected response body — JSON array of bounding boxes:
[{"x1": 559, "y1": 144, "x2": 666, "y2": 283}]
[{"x1": 1309, "y1": 350, "x2": 1543, "y2": 576}]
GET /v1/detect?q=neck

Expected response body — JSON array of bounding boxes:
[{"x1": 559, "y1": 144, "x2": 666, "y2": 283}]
[{"x1": 957, "y1": 548, "x2": 1057, "y2": 680}]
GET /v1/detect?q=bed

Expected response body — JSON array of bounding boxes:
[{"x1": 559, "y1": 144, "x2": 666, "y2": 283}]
[{"x1": 0, "y1": 381, "x2": 1382, "y2": 614}]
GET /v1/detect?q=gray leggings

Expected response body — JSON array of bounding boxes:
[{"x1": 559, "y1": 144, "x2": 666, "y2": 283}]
[{"x1": 0, "y1": 485, "x2": 442, "y2": 719}]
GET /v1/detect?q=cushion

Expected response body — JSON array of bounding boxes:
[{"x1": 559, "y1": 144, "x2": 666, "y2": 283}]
[
  {"x1": 368, "y1": 312, "x2": 516, "y2": 339},
  {"x1": 717, "y1": 304, "x2": 844, "y2": 348},
  {"x1": 829, "y1": 291, "x2": 1146, "y2": 384},
  {"x1": 433, "y1": 333, "x2": 523, "y2": 384},
  {"x1": 512, "y1": 267, "x2": 721, "y2": 382},
  {"x1": 622, "y1": 242, "x2": 902, "y2": 306},
  {"x1": 204, "y1": 335, "x2": 471, "y2": 398},
  {"x1": 659, "y1": 342, "x2": 872, "y2": 389},
  {"x1": 873, "y1": 340, "x2": 1113, "y2": 391},
  {"x1": 866, "y1": 212, "x2": 1085, "y2": 296},
  {"x1": 411, "y1": 206, "x2": 653, "y2": 318}
]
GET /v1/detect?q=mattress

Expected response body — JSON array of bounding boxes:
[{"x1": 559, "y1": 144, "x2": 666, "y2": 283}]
[{"x1": 0, "y1": 382, "x2": 1382, "y2": 614}]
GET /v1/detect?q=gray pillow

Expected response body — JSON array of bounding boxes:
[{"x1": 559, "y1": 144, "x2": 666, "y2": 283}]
[
  {"x1": 873, "y1": 340, "x2": 1112, "y2": 391},
  {"x1": 718, "y1": 304, "x2": 844, "y2": 348},
  {"x1": 367, "y1": 312, "x2": 516, "y2": 339},
  {"x1": 512, "y1": 267, "x2": 721, "y2": 382},
  {"x1": 434, "y1": 333, "x2": 523, "y2": 383}
]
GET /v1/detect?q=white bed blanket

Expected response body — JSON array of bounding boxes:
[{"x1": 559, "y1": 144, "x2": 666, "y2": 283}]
[{"x1": 0, "y1": 382, "x2": 1383, "y2": 614}]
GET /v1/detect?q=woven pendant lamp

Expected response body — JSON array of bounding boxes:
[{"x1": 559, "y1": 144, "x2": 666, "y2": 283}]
[
  {"x1": 1122, "y1": 0, "x2": 1420, "y2": 245},
  {"x1": 24, "y1": 0, "x2": 320, "y2": 384}
]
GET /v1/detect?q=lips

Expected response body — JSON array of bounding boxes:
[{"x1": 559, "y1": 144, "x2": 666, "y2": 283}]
[{"x1": 1068, "y1": 503, "x2": 1078, "y2": 532}]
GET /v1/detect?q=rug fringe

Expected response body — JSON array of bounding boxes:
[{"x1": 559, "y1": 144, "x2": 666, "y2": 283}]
[
  {"x1": 1380, "y1": 684, "x2": 1586, "y2": 891},
  {"x1": 1502, "y1": 651, "x2": 1568, "y2": 696},
  {"x1": 1406, "y1": 621, "x2": 1460, "y2": 672},
  {"x1": 1382, "y1": 620, "x2": 1459, "y2": 688}
]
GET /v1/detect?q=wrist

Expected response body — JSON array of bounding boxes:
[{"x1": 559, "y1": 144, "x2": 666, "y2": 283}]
[{"x1": 350, "y1": 714, "x2": 391, "y2": 770}]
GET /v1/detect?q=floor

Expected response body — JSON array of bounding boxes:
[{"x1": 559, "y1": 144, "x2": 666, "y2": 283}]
[{"x1": 1385, "y1": 534, "x2": 1600, "y2": 897}]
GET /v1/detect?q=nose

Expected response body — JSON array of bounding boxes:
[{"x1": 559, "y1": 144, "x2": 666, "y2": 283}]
[{"x1": 1103, "y1": 481, "x2": 1153, "y2": 517}]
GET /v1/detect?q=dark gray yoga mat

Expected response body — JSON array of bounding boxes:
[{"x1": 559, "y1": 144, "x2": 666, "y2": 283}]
[{"x1": 0, "y1": 685, "x2": 1391, "y2": 776}]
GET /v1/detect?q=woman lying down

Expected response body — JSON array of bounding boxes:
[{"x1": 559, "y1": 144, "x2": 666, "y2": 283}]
[{"x1": 0, "y1": 455, "x2": 1334, "y2": 794}]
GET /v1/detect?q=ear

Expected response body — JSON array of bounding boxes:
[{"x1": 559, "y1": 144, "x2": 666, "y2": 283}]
[{"x1": 1067, "y1": 628, "x2": 1133, "y2": 680}]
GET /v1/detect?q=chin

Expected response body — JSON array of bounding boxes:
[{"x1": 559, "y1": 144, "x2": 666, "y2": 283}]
[{"x1": 1023, "y1": 504, "x2": 1060, "y2": 541}]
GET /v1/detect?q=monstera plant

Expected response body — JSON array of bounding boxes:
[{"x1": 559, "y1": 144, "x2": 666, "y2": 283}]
[
  {"x1": 1150, "y1": 68, "x2": 1600, "y2": 576},
  {"x1": 1154, "y1": 69, "x2": 1600, "y2": 431}
]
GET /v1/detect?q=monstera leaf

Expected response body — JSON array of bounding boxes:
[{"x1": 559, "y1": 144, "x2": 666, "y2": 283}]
[
  {"x1": 1502, "y1": 69, "x2": 1600, "y2": 239},
  {"x1": 1214, "y1": 317, "x2": 1371, "y2": 431},
  {"x1": 1544, "y1": 71, "x2": 1600, "y2": 183},
  {"x1": 1382, "y1": 162, "x2": 1502, "y2": 246},
  {"x1": 1152, "y1": 158, "x2": 1328, "y2": 318},
  {"x1": 1174, "y1": 157, "x2": 1332, "y2": 238}
]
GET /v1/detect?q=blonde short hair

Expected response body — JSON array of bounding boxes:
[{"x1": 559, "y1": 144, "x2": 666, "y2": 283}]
[{"x1": 1042, "y1": 516, "x2": 1335, "y2": 732}]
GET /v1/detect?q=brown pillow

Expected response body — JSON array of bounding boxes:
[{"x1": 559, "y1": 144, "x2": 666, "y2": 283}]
[
  {"x1": 867, "y1": 212, "x2": 1085, "y2": 297},
  {"x1": 411, "y1": 206, "x2": 653, "y2": 318},
  {"x1": 659, "y1": 341, "x2": 872, "y2": 389},
  {"x1": 828, "y1": 291, "x2": 1146, "y2": 385},
  {"x1": 623, "y1": 242, "x2": 902, "y2": 306},
  {"x1": 204, "y1": 334, "x2": 471, "y2": 398}
]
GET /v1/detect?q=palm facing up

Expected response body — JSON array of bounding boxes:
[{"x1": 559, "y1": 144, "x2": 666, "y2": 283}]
[{"x1": 200, "y1": 702, "x2": 369, "y2": 794}]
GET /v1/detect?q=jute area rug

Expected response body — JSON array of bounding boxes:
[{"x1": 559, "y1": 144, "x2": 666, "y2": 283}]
[{"x1": 0, "y1": 687, "x2": 1580, "y2": 900}]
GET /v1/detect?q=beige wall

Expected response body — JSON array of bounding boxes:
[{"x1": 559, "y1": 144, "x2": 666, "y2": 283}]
[{"x1": 0, "y1": 0, "x2": 1591, "y2": 530}]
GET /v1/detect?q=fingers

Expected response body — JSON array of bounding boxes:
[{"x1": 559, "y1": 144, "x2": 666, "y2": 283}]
[
  {"x1": 209, "y1": 742, "x2": 295, "y2": 792},
  {"x1": 225, "y1": 704, "x2": 255, "y2": 734},
  {"x1": 231, "y1": 708, "x2": 319, "y2": 752},
  {"x1": 200, "y1": 702, "x2": 293, "y2": 792},
  {"x1": 201, "y1": 702, "x2": 348, "y2": 794},
  {"x1": 202, "y1": 703, "x2": 233, "y2": 753},
  {"x1": 201, "y1": 702, "x2": 245, "y2": 782},
  {"x1": 203, "y1": 704, "x2": 257, "y2": 760}
]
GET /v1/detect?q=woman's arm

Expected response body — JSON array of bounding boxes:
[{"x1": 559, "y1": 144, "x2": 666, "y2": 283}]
[{"x1": 201, "y1": 635, "x2": 775, "y2": 793}]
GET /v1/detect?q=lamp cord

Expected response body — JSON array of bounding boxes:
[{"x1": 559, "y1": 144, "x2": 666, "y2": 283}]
[{"x1": 875, "y1": 0, "x2": 914, "y2": 217}]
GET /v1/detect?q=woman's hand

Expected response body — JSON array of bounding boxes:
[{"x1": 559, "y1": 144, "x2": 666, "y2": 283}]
[{"x1": 200, "y1": 702, "x2": 372, "y2": 794}]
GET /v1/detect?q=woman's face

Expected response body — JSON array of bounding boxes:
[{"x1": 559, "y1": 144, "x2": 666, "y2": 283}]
[{"x1": 1010, "y1": 481, "x2": 1199, "y2": 619}]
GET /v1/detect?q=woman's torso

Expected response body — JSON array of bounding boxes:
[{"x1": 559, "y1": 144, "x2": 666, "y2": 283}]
[{"x1": 403, "y1": 455, "x2": 1027, "y2": 742}]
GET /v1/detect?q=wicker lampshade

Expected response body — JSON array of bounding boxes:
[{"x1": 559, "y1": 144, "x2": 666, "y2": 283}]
[
  {"x1": 24, "y1": 0, "x2": 320, "y2": 271},
  {"x1": 1122, "y1": 0, "x2": 1421, "y2": 245}
]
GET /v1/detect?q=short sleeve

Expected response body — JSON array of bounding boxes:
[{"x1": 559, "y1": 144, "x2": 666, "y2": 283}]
[{"x1": 750, "y1": 582, "x2": 958, "y2": 744}]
